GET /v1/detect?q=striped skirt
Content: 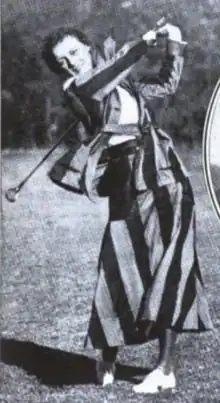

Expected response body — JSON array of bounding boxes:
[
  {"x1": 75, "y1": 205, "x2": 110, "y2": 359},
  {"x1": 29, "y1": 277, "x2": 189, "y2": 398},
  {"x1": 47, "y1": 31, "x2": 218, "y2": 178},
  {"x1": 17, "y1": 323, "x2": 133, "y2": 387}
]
[{"x1": 84, "y1": 152, "x2": 213, "y2": 349}]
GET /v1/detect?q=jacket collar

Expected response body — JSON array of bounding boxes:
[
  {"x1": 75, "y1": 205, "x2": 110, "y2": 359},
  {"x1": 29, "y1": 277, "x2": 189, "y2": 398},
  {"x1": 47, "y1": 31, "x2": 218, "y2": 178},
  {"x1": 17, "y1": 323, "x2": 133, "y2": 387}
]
[{"x1": 91, "y1": 36, "x2": 117, "y2": 68}]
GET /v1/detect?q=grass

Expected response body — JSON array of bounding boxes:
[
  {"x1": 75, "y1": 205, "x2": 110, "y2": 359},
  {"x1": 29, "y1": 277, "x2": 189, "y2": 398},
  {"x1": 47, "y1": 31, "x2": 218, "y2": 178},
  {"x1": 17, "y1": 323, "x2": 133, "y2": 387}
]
[{"x1": 1, "y1": 144, "x2": 220, "y2": 402}]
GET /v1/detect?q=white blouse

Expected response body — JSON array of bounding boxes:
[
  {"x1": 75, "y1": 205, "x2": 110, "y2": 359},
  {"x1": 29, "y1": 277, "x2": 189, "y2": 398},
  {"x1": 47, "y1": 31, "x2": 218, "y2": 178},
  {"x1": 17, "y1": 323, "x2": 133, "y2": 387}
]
[{"x1": 108, "y1": 86, "x2": 139, "y2": 146}]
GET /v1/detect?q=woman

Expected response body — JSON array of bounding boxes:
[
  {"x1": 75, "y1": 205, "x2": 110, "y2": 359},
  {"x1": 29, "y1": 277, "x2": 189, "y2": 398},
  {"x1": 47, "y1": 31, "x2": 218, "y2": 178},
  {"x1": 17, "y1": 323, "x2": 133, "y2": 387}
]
[{"x1": 42, "y1": 22, "x2": 213, "y2": 394}]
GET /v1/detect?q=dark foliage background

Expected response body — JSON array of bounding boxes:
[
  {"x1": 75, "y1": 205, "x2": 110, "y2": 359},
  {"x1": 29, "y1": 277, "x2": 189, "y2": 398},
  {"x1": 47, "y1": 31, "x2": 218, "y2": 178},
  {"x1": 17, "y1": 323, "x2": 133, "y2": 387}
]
[{"x1": 2, "y1": 0, "x2": 220, "y2": 147}]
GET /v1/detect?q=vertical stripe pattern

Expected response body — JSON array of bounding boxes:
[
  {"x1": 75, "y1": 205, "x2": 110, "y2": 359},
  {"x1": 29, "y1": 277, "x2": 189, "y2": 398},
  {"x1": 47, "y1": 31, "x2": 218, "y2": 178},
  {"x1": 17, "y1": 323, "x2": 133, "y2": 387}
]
[{"x1": 84, "y1": 126, "x2": 213, "y2": 349}]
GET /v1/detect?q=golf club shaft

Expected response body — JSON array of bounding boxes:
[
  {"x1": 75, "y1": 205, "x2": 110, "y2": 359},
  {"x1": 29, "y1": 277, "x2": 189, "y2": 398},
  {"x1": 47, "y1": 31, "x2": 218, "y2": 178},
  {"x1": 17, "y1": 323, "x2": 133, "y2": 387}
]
[{"x1": 16, "y1": 119, "x2": 78, "y2": 192}]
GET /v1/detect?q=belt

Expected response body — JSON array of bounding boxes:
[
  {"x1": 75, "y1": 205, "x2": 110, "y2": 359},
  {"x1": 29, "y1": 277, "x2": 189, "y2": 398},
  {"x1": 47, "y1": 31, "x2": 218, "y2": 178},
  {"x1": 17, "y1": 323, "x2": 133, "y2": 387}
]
[
  {"x1": 81, "y1": 127, "x2": 142, "y2": 200},
  {"x1": 102, "y1": 123, "x2": 142, "y2": 136},
  {"x1": 99, "y1": 138, "x2": 140, "y2": 162}
]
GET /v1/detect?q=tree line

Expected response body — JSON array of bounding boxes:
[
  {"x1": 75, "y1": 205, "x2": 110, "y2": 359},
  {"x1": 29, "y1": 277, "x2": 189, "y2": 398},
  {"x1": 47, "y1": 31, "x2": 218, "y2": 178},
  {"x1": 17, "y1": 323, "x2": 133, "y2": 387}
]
[{"x1": 2, "y1": 18, "x2": 220, "y2": 148}]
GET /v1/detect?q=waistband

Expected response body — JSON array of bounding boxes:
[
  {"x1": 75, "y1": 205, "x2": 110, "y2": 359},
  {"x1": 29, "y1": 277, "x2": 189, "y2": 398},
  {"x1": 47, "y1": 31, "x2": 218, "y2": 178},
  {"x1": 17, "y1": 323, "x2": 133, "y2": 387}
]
[
  {"x1": 102, "y1": 123, "x2": 142, "y2": 136},
  {"x1": 99, "y1": 138, "x2": 140, "y2": 162}
]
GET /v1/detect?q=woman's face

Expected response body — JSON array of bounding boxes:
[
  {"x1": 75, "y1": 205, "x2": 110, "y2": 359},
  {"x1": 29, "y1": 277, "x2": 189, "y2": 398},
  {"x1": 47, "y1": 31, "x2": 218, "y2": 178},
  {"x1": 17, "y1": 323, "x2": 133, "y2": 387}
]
[{"x1": 53, "y1": 35, "x2": 93, "y2": 79}]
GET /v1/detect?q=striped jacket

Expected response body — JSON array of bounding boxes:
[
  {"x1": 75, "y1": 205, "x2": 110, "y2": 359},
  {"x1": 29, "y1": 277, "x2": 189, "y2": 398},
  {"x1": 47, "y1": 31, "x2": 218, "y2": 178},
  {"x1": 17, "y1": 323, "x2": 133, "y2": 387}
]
[{"x1": 49, "y1": 36, "x2": 187, "y2": 199}]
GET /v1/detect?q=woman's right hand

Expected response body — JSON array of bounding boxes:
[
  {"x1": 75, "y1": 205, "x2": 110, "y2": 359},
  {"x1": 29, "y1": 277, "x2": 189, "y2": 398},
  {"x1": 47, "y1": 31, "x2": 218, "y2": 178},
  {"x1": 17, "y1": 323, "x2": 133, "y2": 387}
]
[
  {"x1": 157, "y1": 23, "x2": 182, "y2": 43},
  {"x1": 142, "y1": 23, "x2": 183, "y2": 46}
]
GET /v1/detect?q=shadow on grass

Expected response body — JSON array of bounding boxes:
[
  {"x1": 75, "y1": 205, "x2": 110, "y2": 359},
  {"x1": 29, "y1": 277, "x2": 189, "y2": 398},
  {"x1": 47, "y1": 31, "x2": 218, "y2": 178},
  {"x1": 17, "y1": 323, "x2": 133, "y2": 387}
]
[{"x1": 1, "y1": 338, "x2": 149, "y2": 386}]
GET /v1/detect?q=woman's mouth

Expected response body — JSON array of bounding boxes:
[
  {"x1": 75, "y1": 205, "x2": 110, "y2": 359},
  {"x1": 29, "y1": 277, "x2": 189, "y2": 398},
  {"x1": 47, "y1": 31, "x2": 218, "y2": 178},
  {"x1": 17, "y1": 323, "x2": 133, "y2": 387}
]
[{"x1": 70, "y1": 65, "x2": 80, "y2": 74}]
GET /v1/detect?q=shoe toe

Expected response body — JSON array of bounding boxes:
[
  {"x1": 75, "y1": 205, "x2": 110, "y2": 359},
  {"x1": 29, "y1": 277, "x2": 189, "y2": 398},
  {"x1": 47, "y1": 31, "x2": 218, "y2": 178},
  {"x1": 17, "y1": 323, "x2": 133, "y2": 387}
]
[
  {"x1": 96, "y1": 361, "x2": 115, "y2": 386},
  {"x1": 102, "y1": 372, "x2": 114, "y2": 386},
  {"x1": 133, "y1": 368, "x2": 176, "y2": 394}
]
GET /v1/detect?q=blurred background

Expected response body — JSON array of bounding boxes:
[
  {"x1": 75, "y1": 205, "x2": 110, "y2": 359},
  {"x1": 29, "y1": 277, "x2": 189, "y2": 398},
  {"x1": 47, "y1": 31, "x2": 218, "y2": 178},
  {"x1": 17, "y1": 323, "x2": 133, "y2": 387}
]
[{"x1": 2, "y1": 0, "x2": 220, "y2": 148}]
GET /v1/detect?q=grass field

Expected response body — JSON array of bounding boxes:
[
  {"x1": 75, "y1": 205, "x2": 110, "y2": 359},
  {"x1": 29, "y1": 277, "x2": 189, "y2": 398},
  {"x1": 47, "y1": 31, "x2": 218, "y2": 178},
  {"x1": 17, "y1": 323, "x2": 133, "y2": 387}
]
[{"x1": 1, "y1": 144, "x2": 220, "y2": 402}]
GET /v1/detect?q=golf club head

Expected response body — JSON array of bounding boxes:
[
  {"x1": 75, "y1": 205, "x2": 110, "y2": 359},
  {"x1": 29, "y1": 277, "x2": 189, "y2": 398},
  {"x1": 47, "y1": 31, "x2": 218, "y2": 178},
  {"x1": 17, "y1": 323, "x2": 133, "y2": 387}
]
[{"x1": 5, "y1": 187, "x2": 20, "y2": 203}]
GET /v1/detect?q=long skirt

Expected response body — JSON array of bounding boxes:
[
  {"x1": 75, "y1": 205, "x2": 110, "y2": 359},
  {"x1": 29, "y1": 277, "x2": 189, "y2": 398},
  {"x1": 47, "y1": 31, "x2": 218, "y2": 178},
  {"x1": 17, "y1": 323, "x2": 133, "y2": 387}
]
[{"x1": 84, "y1": 152, "x2": 213, "y2": 349}]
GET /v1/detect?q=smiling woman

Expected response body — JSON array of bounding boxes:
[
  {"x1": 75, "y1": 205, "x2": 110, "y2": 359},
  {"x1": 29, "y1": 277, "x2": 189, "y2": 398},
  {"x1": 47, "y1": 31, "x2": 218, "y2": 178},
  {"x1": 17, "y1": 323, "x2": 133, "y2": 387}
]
[
  {"x1": 41, "y1": 22, "x2": 215, "y2": 395},
  {"x1": 53, "y1": 36, "x2": 93, "y2": 77},
  {"x1": 42, "y1": 27, "x2": 93, "y2": 76}
]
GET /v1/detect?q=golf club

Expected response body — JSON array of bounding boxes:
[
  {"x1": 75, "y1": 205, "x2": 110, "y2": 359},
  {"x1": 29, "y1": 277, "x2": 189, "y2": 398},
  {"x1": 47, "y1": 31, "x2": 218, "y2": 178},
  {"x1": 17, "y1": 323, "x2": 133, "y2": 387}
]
[
  {"x1": 5, "y1": 119, "x2": 78, "y2": 203},
  {"x1": 5, "y1": 17, "x2": 171, "y2": 204}
]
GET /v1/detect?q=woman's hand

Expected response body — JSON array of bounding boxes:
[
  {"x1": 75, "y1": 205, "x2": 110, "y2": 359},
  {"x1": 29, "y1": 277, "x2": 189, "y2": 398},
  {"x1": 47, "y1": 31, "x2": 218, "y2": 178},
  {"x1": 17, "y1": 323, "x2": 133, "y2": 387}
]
[
  {"x1": 142, "y1": 30, "x2": 157, "y2": 46},
  {"x1": 142, "y1": 23, "x2": 182, "y2": 46},
  {"x1": 157, "y1": 23, "x2": 182, "y2": 43}
]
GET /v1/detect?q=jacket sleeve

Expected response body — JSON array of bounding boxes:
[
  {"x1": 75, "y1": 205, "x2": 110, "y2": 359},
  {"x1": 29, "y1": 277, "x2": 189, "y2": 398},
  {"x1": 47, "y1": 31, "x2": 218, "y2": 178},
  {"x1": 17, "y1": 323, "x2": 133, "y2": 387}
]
[
  {"x1": 63, "y1": 85, "x2": 93, "y2": 132},
  {"x1": 136, "y1": 40, "x2": 186, "y2": 100}
]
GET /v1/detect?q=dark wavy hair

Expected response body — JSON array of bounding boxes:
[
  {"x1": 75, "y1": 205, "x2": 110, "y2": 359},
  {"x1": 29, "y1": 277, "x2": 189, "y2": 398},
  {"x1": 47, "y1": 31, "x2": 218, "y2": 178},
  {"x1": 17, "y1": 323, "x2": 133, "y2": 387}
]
[{"x1": 42, "y1": 27, "x2": 92, "y2": 75}]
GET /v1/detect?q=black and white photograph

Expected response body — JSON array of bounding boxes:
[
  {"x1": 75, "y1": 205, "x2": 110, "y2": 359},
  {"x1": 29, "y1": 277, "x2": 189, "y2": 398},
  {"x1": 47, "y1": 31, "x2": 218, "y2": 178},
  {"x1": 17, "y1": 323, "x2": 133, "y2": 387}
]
[
  {"x1": 1, "y1": 1, "x2": 220, "y2": 402},
  {"x1": 203, "y1": 79, "x2": 220, "y2": 219}
]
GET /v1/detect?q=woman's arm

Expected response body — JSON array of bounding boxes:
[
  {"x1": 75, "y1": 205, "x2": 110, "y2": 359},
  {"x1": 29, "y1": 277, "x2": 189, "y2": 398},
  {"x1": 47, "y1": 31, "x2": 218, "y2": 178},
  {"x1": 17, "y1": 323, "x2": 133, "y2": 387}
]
[
  {"x1": 62, "y1": 80, "x2": 92, "y2": 132},
  {"x1": 136, "y1": 42, "x2": 185, "y2": 100},
  {"x1": 137, "y1": 23, "x2": 186, "y2": 100}
]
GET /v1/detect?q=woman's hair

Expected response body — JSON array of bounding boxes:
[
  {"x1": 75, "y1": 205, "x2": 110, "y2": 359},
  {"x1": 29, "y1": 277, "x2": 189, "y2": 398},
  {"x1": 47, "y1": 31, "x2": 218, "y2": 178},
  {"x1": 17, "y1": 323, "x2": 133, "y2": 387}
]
[{"x1": 42, "y1": 27, "x2": 91, "y2": 75}]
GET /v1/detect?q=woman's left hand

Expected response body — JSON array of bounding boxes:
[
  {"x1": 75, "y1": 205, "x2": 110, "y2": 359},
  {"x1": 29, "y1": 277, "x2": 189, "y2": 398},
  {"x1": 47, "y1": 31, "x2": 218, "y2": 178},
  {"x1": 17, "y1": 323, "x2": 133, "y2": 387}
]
[
  {"x1": 142, "y1": 30, "x2": 157, "y2": 45},
  {"x1": 157, "y1": 23, "x2": 182, "y2": 43}
]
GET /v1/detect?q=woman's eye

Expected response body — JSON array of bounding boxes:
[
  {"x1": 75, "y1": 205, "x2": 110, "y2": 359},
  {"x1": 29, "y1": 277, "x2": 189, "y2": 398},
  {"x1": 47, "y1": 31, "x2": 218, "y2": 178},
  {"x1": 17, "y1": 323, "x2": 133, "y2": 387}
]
[
  {"x1": 70, "y1": 49, "x2": 77, "y2": 56},
  {"x1": 59, "y1": 59, "x2": 66, "y2": 67}
]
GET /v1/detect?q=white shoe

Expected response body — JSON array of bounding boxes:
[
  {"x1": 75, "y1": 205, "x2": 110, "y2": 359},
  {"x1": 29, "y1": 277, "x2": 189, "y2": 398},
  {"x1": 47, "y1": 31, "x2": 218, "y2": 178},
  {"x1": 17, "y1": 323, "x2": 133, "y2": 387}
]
[
  {"x1": 133, "y1": 367, "x2": 176, "y2": 394},
  {"x1": 96, "y1": 360, "x2": 116, "y2": 386}
]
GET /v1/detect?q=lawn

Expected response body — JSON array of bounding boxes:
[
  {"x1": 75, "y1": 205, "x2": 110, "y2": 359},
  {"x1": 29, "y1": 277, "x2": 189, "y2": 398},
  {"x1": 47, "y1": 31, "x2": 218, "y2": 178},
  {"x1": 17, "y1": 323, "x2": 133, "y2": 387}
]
[{"x1": 1, "y1": 144, "x2": 220, "y2": 402}]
